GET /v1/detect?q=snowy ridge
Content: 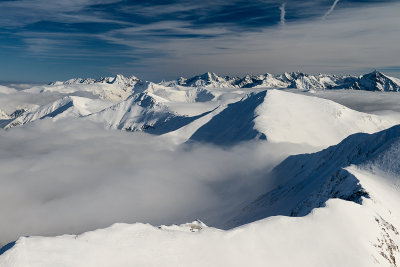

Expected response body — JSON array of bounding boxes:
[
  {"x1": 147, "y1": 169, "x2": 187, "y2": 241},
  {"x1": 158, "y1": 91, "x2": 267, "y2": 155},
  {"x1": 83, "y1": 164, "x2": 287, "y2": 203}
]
[
  {"x1": 189, "y1": 90, "x2": 397, "y2": 147},
  {"x1": 86, "y1": 92, "x2": 213, "y2": 134},
  {"x1": 165, "y1": 72, "x2": 239, "y2": 88},
  {"x1": 4, "y1": 96, "x2": 113, "y2": 129},
  {"x1": 227, "y1": 124, "x2": 400, "y2": 228},
  {"x1": 1, "y1": 200, "x2": 399, "y2": 267},
  {"x1": 26, "y1": 75, "x2": 149, "y2": 102},
  {"x1": 49, "y1": 74, "x2": 141, "y2": 86}
]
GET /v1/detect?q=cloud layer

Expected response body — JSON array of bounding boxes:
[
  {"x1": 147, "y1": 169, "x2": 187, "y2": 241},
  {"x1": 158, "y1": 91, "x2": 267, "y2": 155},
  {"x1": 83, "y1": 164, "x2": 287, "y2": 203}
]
[{"x1": 0, "y1": 119, "x2": 313, "y2": 245}]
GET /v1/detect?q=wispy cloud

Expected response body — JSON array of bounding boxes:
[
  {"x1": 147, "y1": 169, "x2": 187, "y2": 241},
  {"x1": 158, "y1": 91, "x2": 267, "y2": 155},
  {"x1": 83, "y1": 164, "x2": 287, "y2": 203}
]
[
  {"x1": 322, "y1": 0, "x2": 340, "y2": 20},
  {"x1": 280, "y1": 3, "x2": 286, "y2": 26},
  {"x1": 89, "y1": 2, "x2": 400, "y2": 80},
  {"x1": 0, "y1": 0, "x2": 124, "y2": 27}
]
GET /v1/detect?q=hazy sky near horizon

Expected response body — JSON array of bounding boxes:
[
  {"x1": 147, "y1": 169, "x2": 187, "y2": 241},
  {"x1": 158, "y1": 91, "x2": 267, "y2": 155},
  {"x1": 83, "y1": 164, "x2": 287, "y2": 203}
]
[{"x1": 0, "y1": 0, "x2": 399, "y2": 83}]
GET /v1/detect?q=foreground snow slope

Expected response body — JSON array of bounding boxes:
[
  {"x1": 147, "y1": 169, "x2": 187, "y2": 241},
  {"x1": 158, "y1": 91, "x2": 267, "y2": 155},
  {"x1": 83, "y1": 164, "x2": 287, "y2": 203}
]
[
  {"x1": 0, "y1": 200, "x2": 390, "y2": 266},
  {"x1": 1, "y1": 180, "x2": 398, "y2": 266}
]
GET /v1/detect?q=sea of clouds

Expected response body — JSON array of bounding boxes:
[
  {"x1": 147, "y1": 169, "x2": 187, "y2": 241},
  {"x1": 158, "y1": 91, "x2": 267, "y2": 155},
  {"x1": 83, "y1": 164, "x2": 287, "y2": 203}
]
[{"x1": 0, "y1": 118, "x2": 314, "y2": 245}]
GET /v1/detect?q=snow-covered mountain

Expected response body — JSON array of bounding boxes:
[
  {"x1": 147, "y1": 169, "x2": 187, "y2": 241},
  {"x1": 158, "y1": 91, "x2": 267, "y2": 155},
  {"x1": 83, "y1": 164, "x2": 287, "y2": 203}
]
[
  {"x1": 49, "y1": 74, "x2": 141, "y2": 87},
  {"x1": 5, "y1": 88, "x2": 397, "y2": 148},
  {"x1": 188, "y1": 90, "x2": 397, "y2": 147},
  {"x1": 39, "y1": 70, "x2": 400, "y2": 98},
  {"x1": 227, "y1": 124, "x2": 400, "y2": 227},
  {"x1": 25, "y1": 74, "x2": 150, "y2": 102},
  {"x1": 3, "y1": 96, "x2": 113, "y2": 129},
  {"x1": 86, "y1": 92, "x2": 213, "y2": 134},
  {"x1": 164, "y1": 72, "x2": 239, "y2": 88},
  {"x1": 356, "y1": 70, "x2": 400, "y2": 91}
]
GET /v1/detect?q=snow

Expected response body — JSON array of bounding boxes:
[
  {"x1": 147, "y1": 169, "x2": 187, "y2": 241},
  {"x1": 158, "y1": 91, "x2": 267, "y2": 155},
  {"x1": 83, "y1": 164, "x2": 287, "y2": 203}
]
[
  {"x1": 164, "y1": 70, "x2": 400, "y2": 91},
  {"x1": 254, "y1": 89, "x2": 397, "y2": 146},
  {"x1": 189, "y1": 90, "x2": 398, "y2": 147},
  {"x1": 227, "y1": 124, "x2": 400, "y2": 227},
  {"x1": 24, "y1": 75, "x2": 147, "y2": 102},
  {"x1": 0, "y1": 109, "x2": 9, "y2": 120},
  {"x1": 3, "y1": 96, "x2": 113, "y2": 128}
]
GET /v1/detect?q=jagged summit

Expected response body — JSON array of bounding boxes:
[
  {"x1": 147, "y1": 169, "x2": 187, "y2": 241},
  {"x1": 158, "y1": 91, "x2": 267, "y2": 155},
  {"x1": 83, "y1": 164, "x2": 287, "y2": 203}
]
[
  {"x1": 50, "y1": 74, "x2": 141, "y2": 86},
  {"x1": 165, "y1": 70, "x2": 400, "y2": 91},
  {"x1": 357, "y1": 70, "x2": 400, "y2": 91},
  {"x1": 173, "y1": 72, "x2": 236, "y2": 88}
]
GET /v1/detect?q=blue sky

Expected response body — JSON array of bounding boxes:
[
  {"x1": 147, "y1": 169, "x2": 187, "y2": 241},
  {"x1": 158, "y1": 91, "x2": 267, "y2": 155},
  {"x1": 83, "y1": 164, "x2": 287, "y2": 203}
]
[{"x1": 0, "y1": 0, "x2": 399, "y2": 83}]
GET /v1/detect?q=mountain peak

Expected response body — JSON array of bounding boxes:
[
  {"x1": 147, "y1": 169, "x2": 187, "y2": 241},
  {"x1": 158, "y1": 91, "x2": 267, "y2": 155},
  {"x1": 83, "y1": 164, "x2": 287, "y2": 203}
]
[
  {"x1": 358, "y1": 70, "x2": 400, "y2": 91},
  {"x1": 200, "y1": 72, "x2": 219, "y2": 80}
]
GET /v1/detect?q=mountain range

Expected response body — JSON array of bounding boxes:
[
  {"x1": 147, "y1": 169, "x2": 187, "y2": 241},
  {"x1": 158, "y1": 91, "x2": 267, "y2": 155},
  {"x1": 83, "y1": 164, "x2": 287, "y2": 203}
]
[
  {"x1": 1, "y1": 70, "x2": 400, "y2": 266},
  {"x1": 50, "y1": 70, "x2": 400, "y2": 91}
]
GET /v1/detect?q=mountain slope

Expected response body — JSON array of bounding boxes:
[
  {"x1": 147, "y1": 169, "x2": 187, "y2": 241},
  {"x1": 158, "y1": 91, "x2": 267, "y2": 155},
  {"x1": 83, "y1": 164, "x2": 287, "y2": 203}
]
[
  {"x1": 227, "y1": 124, "x2": 400, "y2": 228},
  {"x1": 356, "y1": 70, "x2": 400, "y2": 91},
  {"x1": 189, "y1": 89, "x2": 397, "y2": 147},
  {"x1": 140, "y1": 82, "x2": 218, "y2": 103},
  {"x1": 86, "y1": 93, "x2": 213, "y2": 134},
  {"x1": 168, "y1": 72, "x2": 239, "y2": 88},
  {"x1": 25, "y1": 75, "x2": 149, "y2": 102},
  {"x1": 4, "y1": 96, "x2": 113, "y2": 129}
]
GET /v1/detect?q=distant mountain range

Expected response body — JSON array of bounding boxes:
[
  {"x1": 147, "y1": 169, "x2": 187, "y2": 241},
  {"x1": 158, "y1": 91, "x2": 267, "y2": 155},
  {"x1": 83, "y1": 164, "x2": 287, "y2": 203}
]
[{"x1": 51, "y1": 70, "x2": 400, "y2": 91}]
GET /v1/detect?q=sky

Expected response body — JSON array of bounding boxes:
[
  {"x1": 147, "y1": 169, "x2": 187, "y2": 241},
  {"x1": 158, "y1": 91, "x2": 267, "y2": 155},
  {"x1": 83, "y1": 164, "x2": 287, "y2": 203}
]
[{"x1": 0, "y1": 0, "x2": 399, "y2": 83}]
